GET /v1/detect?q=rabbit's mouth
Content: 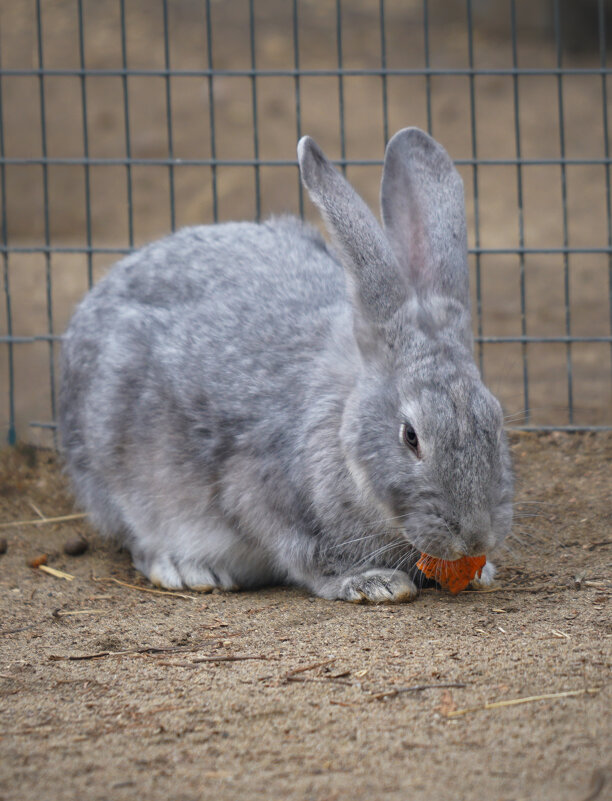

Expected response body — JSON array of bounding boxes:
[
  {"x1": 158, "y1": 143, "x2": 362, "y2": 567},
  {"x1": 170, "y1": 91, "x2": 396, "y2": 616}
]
[{"x1": 398, "y1": 513, "x2": 494, "y2": 563}]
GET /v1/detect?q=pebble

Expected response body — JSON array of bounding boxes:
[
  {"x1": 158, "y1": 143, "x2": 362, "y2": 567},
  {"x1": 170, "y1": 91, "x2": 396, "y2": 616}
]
[
  {"x1": 63, "y1": 536, "x2": 89, "y2": 556},
  {"x1": 0, "y1": 537, "x2": 7, "y2": 555}
]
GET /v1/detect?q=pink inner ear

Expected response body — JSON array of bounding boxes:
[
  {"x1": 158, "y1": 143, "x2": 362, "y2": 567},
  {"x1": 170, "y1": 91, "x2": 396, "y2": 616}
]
[
  {"x1": 381, "y1": 129, "x2": 469, "y2": 309},
  {"x1": 405, "y1": 213, "x2": 431, "y2": 289}
]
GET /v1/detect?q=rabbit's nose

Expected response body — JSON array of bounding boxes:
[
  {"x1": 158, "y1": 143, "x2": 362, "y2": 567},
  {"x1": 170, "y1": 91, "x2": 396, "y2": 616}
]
[{"x1": 459, "y1": 510, "x2": 493, "y2": 554}]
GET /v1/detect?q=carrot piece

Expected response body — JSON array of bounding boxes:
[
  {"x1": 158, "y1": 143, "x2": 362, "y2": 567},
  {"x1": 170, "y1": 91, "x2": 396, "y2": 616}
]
[
  {"x1": 416, "y1": 553, "x2": 486, "y2": 595},
  {"x1": 28, "y1": 553, "x2": 48, "y2": 569}
]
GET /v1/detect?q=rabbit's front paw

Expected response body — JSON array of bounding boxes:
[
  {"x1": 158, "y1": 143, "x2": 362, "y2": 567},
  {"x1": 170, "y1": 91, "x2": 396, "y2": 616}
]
[{"x1": 338, "y1": 569, "x2": 417, "y2": 604}]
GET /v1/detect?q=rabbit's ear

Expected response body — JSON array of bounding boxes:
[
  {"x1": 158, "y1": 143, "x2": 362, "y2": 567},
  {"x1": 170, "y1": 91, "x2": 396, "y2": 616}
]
[
  {"x1": 380, "y1": 128, "x2": 469, "y2": 308},
  {"x1": 298, "y1": 136, "x2": 407, "y2": 324}
]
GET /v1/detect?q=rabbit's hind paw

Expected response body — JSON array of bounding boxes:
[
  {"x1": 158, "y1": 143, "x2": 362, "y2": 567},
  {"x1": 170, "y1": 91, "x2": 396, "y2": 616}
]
[{"x1": 143, "y1": 553, "x2": 237, "y2": 592}]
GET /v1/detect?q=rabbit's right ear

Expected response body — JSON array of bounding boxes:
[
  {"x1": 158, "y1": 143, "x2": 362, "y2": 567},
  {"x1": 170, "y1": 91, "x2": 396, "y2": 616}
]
[
  {"x1": 298, "y1": 136, "x2": 407, "y2": 325},
  {"x1": 380, "y1": 128, "x2": 470, "y2": 309}
]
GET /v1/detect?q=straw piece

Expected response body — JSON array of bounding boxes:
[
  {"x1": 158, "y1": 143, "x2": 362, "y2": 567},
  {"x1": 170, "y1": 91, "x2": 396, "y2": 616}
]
[
  {"x1": 0, "y1": 512, "x2": 87, "y2": 529},
  {"x1": 52, "y1": 608, "x2": 106, "y2": 617},
  {"x1": 38, "y1": 565, "x2": 75, "y2": 581},
  {"x1": 93, "y1": 576, "x2": 196, "y2": 600},
  {"x1": 446, "y1": 687, "x2": 599, "y2": 718}
]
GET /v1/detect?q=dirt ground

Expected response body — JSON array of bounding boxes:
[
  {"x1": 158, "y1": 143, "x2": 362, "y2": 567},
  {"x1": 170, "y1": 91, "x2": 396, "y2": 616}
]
[
  {"x1": 0, "y1": 432, "x2": 610, "y2": 801},
  {"x1": 1, "y1": 0, "x2": 612, "y2": 442}
]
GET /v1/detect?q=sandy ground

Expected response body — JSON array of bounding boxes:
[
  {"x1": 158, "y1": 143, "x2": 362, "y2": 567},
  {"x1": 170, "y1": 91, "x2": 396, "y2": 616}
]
[
  {"x1": 0, "y1": 432, "x2": 610, "y2": 801},
  {"x1": 1, "y1": 0, "x2": 612, "y2": 443}
]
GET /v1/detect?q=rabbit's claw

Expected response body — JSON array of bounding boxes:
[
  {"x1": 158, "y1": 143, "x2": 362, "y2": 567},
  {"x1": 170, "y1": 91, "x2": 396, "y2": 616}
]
[{"x1": 469, "y1": 560, "x2": 497, "y2": 588}]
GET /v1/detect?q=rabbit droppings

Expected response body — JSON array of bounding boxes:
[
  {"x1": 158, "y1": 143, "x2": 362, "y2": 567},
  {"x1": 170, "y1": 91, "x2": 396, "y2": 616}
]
[{"x1": 59, "y1": 128, "x2": 513, "y2": 603}]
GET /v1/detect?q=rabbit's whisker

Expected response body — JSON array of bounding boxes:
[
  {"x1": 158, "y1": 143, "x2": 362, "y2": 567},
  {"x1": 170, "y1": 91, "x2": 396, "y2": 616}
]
[
  {"x1": 390, "y1": 550, "x2": 420, "y2": 577},
  {"x1": 357, "y1": 540, "x2": 407, "y2": 566},
  {"x1": 331, "y1": 531, "x2": 385, "y2": 550}
]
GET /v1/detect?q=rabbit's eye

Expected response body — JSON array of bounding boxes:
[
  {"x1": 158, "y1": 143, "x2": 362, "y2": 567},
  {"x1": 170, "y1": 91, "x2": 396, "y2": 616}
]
[{"x1": 401, "y1": 423, "x2": 420, "y2": 457}]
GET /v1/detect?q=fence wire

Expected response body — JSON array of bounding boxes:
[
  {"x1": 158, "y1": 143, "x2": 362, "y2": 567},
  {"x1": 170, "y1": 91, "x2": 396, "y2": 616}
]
[{"x1": 1, "y1": 0, "x2": 612, "y2": 445}]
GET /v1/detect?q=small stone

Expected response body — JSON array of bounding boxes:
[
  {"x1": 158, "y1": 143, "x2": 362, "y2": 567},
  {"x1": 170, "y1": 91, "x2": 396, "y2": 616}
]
[
  {"x1": 63, "y1": 536, "x2": 89, "y2": 557},
  {"x1": 0, "y1": 537, "x2": 7, "y2": 555}
]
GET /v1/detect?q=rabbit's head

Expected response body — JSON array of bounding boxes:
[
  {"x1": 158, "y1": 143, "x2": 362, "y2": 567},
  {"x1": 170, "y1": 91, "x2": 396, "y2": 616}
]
[{"x1": 298, "y1": 128, "x2": 513, "y2": 560}]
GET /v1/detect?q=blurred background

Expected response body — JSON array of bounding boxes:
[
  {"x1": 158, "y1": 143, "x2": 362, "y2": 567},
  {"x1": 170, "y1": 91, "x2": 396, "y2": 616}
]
[{"x1": 1, "y1": 0, "x2": 611, "y2": 446}]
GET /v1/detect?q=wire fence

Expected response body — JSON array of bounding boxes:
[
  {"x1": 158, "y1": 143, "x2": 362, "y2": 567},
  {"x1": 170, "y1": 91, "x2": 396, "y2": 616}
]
[{"x1": 1, "y1": 0, "x2": 612, "y2": 446}]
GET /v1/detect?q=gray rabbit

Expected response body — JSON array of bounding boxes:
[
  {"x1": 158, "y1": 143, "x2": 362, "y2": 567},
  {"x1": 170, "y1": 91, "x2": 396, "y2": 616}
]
[{"x1": 59, "y1": 128, "x2": 513, "y2": 602}]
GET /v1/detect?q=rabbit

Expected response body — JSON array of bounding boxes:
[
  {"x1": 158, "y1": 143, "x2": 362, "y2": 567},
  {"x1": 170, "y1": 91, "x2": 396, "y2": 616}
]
[{"x1": 59, "y1": 127, "x2": 513, "y2": 603}]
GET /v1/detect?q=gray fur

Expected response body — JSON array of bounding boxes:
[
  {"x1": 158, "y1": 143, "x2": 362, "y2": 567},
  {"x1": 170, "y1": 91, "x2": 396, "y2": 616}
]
[{"x1": 59, "y1": 128, "x2": 513, "y2": 603}]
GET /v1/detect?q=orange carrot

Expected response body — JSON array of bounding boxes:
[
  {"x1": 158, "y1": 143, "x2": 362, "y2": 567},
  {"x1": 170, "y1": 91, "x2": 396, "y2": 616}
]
[
  {"x1": 416, "y1": 553, "x2": 486, "y2": 595},
  {"x1": 28, "y1": 553, "x2": 48, "y2": 569}
]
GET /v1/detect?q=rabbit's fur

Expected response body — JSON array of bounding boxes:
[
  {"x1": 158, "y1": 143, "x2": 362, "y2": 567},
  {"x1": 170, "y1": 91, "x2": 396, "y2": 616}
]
[{"x1": 59, "y1": 128, "x2": 513, "y2": 602}]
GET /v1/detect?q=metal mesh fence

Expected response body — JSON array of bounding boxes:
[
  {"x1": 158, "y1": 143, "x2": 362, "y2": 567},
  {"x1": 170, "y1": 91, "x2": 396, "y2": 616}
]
[{"x1": 1, "y1": 0, "x2": 611, "y2": 446}]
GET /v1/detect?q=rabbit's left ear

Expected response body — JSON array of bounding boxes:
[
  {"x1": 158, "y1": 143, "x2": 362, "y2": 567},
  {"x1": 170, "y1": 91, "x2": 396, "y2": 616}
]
[
  {"x1": 298, "y1": 135, "x2": 407, "y2": 325},
  {"x1": 380, "y1": 128, "x2": 470, "y2": 308}
]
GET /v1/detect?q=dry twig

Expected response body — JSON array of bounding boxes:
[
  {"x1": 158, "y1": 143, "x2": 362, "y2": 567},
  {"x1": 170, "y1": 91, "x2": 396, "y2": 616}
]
[
  {"x1": 191, "y1": 655, "x2": 275, "y2": 664},
  {"x1": 92, "y1": 576, "x2": 196, "y2": 600},
  {"x1": 27, "y1": 500, "x2": 47, "y2": 520},
  {"x1": 369, "y1": 682, "x2": 468, "y2": 701},
  {"x1": 50, "y1": 642, "x2": 217, "y2": 661},
  {"x1": 583, "y1": 540, "x2": 612, "y2": 551},
  {"x1": 52, "y1": 608, "x2": 106, "y2": 618},
  {"x1": 48, "y1": 640, "x2": 275, "y2": 662},
  {"x1": 285, "y1": 676, "x2": 355, "y2": 686},
  {"x1": 0, "y1": 513, "x2": 87, "y2": 529},
  {"x1": 446, "y1": 687, "x2": 600, "y2": 718},
  {"x1": 38, "y1": 565, "x2": 75, "y2": 581},
  {"x1": 283, "y1": 658, "x2": 337, "y2": 680}
]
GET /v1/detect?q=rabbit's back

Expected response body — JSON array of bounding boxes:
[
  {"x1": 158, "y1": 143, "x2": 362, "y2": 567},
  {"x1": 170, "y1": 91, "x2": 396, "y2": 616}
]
[
  {"x1": 68, "y1": 216, "x2": 343, "y2": 324},
  {"x1": 59, "y1": 217, "x2": 352, "y2": 539}
]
